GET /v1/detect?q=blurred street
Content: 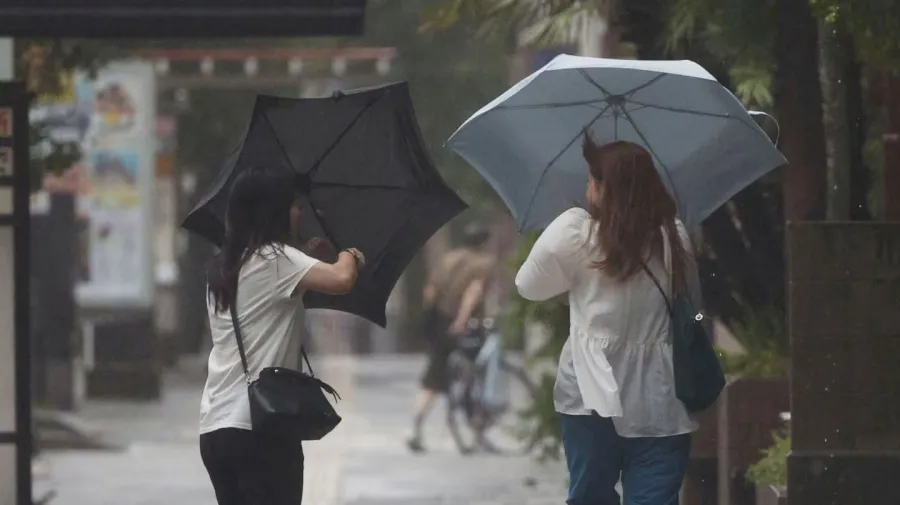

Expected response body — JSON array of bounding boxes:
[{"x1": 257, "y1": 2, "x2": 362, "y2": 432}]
[{"x1": 35, "y1": 355, "x2": 567, "y2": 505}]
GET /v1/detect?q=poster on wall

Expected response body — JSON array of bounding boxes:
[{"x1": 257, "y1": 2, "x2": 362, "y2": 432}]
[
  {"x1": 77, "y1": 62, "x2": 156, "y2": 308},
  {"x1": 31, "y1": 61, "x2": 156, "y2": 309}
]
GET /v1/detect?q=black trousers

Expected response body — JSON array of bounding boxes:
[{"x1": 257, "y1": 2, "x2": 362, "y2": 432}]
[{"x1": 200, "y1": 428, "x2": 305, "y2": 505}]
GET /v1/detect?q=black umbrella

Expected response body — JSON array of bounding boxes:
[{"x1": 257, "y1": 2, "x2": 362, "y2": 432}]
[{"x1": 182, "y1": 82, "x2": 467, "y2": 327}]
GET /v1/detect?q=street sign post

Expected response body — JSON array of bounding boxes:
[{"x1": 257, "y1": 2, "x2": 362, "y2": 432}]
[{"x1": 0, "y1": 81, "x2": 32, "y2": 505}]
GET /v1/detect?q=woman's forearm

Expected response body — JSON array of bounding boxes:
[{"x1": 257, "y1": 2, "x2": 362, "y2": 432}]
[{"x1": 298, "y1": 251, "x2": 358, "y2": 295}]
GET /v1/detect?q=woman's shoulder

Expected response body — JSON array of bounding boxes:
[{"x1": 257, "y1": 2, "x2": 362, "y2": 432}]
[
  {"x1": 539, "y1": 207, "x2": 592, "y2": 256},
  {"x1": 548, "y1": 207, "x2": 591, "y2": 233},
  {"x1": 248, "y1": 244, "x2": 310, "y2": 272},
  {"x1": 560, "y1": 206, "x2": 591, "y2": 222},
  {"x1": 254, "y1": 243, "x2": 305, "y2": 258}
]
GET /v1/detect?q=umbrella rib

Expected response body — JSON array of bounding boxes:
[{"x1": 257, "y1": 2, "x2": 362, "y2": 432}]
[
  {"x1": 625, "y1": 99, "x2": 773, "y2": 143},
  {"x1": 578, "y1": 69, "x2": 614, "y2": 98},
  {"x1": 495, "y1": 97, "x2": 609, "y2": 111},
  {"x1": 617, "y1": 107, "x2": 684, "y2": 215},
  {"x1": 306, "y1": 96, "x2": 381, "y2": 179},
  {"x1": 625, "y1": 104, "x2": 650, "y2": 113},
  {"x1": 261, "y1": 112, "x2": 298, "y2": 175},
  {"x1": 304, "y1": 197, "x2": 342, "y2": 250},
  {"x1": 491, "y1": 74, "x2": 664, "y2": 113},
  {"x1": 623, "y1": 74, "x2": 667, "y2": 99},
  {"x1": 312, "y1": 182, "x2": 409, "y2": 191},
  {"x1": 519, "y1": 102, "x2": 613, "y2": 229},
  {"x1": 259, "y1": 111, "x2": 344, "y2": 246}
]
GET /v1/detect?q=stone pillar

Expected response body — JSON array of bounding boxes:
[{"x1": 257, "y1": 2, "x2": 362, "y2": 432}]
[
  {"x1": 787, "y1": 222, "x2": 900, "y2": 505},
  {"x1": 31, "y1": 193, "x2": 81, "y2": 410}
]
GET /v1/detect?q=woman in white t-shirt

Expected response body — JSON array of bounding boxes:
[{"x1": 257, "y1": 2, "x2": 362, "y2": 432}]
[{"x1": 200, "y1": 165, "x2": 365, "y2": 505}]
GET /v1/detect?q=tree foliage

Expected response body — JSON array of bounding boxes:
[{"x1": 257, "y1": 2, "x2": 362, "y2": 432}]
[
  {"x1": 350, "y1": 0, "x2": 512, "y2": 215},
  {"x1": 746, "y1": 422, "x2": 791, "y2": 488},
  {"x1": 811, "y1": 0, "x2": 900, "y2": 69},
  {"x1": 421, "y1": 0, "x2": 605, "y2": 45},
  {"x1": 666, "y1": 0, "x2": 900, "y2": 108},
  {"x1": 665, "y1": 0, "x2": 776, "y2": 107},
  {"x1": 18, "y1": 40, "x2": 118, "y2": 190}
]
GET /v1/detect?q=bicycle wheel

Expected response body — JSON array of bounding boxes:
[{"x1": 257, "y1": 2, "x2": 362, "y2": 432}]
[
  {"x1": 475, "y1": 355, "x2": 539, "y2": 456},
  {"x1": 445, "y1": 351, "x2": 480, "y2": 455}
]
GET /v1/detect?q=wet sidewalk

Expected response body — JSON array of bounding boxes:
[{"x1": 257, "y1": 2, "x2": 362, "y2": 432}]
[{"x1": 37, "y1": 355, "x2": 567, "y2": 505}]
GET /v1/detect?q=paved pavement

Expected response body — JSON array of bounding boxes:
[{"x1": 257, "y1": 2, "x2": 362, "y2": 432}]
[{"x1": 37, "y1": 355, "x2": 568, "y2": 505}]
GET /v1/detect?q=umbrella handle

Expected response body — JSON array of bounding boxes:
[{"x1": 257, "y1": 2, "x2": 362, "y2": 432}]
[{"x1": 748, "y1": 110, "x2": 780, "y2": 146}]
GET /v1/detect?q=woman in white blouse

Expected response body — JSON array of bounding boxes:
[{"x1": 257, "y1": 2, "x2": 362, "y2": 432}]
[{"x1": 516, "y1": 136, "x2": 703, "y2": 505}]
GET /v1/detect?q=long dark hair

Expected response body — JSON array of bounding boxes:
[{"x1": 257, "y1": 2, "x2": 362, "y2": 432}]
[
  {"x1": 582, "y1": 135, "x2": 689, "y2": 295},
  {"x1": 207, "y1": 165, "x2": 296, "y2": 313}
]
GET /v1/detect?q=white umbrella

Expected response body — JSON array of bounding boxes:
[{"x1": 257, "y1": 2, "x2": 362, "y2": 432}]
[{"x1": 447, "y1": 54, "x2": 786, "y2": 231}]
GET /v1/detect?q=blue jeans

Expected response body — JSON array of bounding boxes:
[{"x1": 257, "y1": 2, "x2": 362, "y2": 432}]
[{"x1": 560, "y1": 414, "x2": 690, "y2": 505}]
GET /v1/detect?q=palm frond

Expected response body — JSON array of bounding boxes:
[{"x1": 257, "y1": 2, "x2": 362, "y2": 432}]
[
  {"x1": 663, "y1": 0, "x2": 721, "y2": 52},
  {"x1": 422, "y1": 0, "x2": 610, "y2": 48},
  {"x1": 730, "y1": 61, "x2": 773, "y2": 107}
]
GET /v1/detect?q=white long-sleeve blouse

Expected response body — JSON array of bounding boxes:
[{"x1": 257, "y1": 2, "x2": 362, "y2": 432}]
[{"x1": 515, "y1": 207, "x2": 700, "y2": 438}]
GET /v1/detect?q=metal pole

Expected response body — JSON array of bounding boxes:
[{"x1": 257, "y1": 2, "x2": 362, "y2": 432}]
[
  {"x1": 0, "y1": 37, "x2": 31, "y2": 505},
  {"x1": 0, "y1": 39, "x2": 12, "y2": 81},
  {"x1": 0, "y1": 36, "x2": 14, "y2": 505}
]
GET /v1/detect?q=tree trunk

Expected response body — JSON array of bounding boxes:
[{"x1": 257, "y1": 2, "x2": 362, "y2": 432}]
[
  {"x1": 885, "y1": 72, "x2": 900, "y2": 221},
  {"x1": 818, "y1": 19, "x2": 852, "y2": 220},
  {"x1": 772, "y1": 0, "x2": 828, "y2": 222},
  {"x1": 843, "y1": 37, "x2": 872, "y2": 221}
]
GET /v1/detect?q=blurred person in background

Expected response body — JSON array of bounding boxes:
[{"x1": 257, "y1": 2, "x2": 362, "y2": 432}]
[{"x1": 406, "y1": 223, "x2": 496, "y2": 453}]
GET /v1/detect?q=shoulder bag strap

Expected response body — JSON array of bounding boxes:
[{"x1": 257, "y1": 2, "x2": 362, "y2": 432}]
[
  {"x1": 228, "y1": 297, "x2": 253, "y2": 385},
  {"x1": 230, "y1": 299, "x2": 318, "y2": 378},
  {"x1": 642, "y1": 223, "x2": 679, "y2": 318},
  {"x1": 229, "y1": 279, "x2": 319, "y2": 378},
  {"x1": 640, "y1": 261, "x2": 675, "y2": 319},
  {"x1": 300, "y1": 346, "x2": 316, "y2": 377}
]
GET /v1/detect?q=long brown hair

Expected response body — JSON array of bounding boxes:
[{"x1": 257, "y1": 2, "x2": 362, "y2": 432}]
[{"x1": 582, "y1": 135, "x2": 688, "y2": 295}]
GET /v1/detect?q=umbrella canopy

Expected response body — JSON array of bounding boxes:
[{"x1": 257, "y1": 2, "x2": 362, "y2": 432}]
[
  {"x1": 183, "y1": 82, "x2": 467, "y2": 327},
  {"x1": 448, "y1": 54, "x2": 786, "y2": 232}
]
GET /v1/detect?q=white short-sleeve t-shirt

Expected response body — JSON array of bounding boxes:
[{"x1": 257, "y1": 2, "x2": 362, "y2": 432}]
[{"x1": 199, "y1": 244, "x2": 319, "y2": 434}]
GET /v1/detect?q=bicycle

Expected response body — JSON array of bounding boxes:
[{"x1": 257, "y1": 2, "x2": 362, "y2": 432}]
[{"x1": 445, "y1": 317, "x2": 539, "y2": 456}]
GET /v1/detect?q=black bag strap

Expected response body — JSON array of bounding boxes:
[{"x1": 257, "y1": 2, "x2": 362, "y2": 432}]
[
  {"x1": 228, "y1": 301, "x2": 253, "y2": 385},
  {"x1": 300, "y1": 347, "x2": 316, "y2": 377},
  {"x1": 641, "y1": 258, "x2": 704, "y2": 324},
  {"x1": 641, "y1": 224, "x2": 678, "y2": 318},
  {"x1": 228, "y1": 290, "x2": 317, "y2": 383},
  {"x1": 640, "y1": 262, "x2": 675, "y2": 319}
]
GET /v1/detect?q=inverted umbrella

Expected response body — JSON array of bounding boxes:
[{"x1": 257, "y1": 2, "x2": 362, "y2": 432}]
[
  {"x1": 183, "y1": 82, "x2": 467, "y2": 327},
  {"x1": 447, "y1": 54, "x2": 786, "y2": 231}
]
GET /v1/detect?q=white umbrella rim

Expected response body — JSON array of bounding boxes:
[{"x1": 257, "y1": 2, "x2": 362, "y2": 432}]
[{"x1": 448, "y1": 54, "x2": 719, "y2": 141}]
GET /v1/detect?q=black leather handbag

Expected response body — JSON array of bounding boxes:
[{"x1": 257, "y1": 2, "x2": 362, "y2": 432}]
[{"x1": 229, "y1": 303, "x2": 342, "y2": 440}]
